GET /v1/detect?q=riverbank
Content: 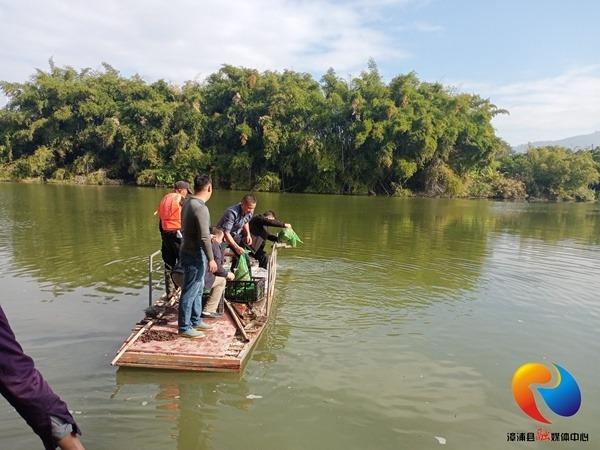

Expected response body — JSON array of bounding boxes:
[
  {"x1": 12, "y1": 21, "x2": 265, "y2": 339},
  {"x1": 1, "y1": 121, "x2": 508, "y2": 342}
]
[
  {"x1": 2, "y1": 175, "x2": 597, "y2": 202},
  {"x1": 0, "y1": 170, "x2": 124, "y2": 186},
  {"x1": 2, "y1": 63, "x2": 598, "y2": 204}
]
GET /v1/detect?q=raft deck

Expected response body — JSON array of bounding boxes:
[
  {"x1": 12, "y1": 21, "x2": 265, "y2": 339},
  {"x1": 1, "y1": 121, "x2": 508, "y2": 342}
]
[{"x1": 112, "y1": 244, "x2": 280, "y2": 372}]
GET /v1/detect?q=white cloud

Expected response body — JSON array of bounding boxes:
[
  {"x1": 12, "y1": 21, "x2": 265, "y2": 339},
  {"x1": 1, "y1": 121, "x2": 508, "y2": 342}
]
[
  {"x1": 0, "y1": 0, "x2": 410, "y2": 89},
  {"x1": 4, "y1": 0, "x2": 595, "y2": 148},
  {"x1": 456, "y1": 66, "x2": 600, "y2": 146}
]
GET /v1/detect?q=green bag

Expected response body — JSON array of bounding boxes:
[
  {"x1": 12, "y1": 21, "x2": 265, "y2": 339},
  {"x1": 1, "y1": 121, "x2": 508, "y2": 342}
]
[
  {"x1": 229, "y1": 252, "x2": 256, "y2": 301},
  {"x1": 277, "y1": 228, "x2": 303, "y2": 247},
  {"x1": 234, "y1": 251, "x2": 252, "y2": 281}
]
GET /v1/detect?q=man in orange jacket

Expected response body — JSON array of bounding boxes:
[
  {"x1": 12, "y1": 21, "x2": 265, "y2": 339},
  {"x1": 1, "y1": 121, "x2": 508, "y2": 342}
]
[{"x1": 158, "y1": 180, "x2": 192, "y2": 297}]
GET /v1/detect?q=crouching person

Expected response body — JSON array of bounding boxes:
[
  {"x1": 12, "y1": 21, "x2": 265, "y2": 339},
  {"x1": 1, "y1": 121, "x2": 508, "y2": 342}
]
[
  {"x1": 249, "y1": 210, "x2": 291, "y2": 268},
  {"x1": 202, "y1": 228, "x2": 234, "y2": 318}
]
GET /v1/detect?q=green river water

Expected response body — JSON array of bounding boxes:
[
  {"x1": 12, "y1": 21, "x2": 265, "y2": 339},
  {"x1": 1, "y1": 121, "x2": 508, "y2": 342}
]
[{"x1": 0, "y1": 183, "x2": 599, "y2": 450}]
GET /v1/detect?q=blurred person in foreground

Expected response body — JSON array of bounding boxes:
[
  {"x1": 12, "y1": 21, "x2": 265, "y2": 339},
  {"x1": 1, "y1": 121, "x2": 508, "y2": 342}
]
[{"x1": 0, "y1": 305, "x2": 85, "y2": 450}]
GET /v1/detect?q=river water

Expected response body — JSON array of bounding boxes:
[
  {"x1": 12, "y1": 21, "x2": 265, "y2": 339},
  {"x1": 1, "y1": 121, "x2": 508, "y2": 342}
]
[{"x1": 0, "y1": 183, "x2": 599, "y2": 450}]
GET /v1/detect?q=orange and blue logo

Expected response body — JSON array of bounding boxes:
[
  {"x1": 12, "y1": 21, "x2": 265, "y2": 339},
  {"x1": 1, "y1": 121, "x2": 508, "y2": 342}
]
[{"x1": 512, "y1": 363, "x2": 581, "y2": 424}]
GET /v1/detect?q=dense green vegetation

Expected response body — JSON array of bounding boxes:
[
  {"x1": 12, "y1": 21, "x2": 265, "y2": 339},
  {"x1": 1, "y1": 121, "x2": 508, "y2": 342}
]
[
  {"x1": 1, "y1": 61, "x2": 598, "y2": 200},
  {"x1": 500, "y1": 146, "x2": 599, "y2": 201}
]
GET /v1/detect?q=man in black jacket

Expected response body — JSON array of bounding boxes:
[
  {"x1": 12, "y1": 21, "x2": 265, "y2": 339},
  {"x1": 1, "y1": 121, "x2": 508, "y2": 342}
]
[
  {"x1": 202, "y1": 228, "x2": 235, "y2": 317},
  {"x1": 248, "y1": 210, "x2": 291, "y2": 268}
]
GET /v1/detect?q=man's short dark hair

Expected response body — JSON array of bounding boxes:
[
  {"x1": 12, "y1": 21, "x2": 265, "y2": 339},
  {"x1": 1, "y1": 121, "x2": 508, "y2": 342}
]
[
  {"x1": 241, "y1": 194, "x2": 256, "y2": 205},
  {"x1": 263, "y1": 210, "x2": 277, "y2": 219},
  {"x1": 194, "y1": 174, "x2": 212, "y2": 192}
]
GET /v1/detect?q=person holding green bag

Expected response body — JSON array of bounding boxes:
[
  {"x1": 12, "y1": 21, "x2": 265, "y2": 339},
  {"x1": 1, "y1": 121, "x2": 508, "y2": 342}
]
[
  {"x1": 216, "y1": 194, "x2": 257, "y2": 271},
  {"x1": 216, "y1": 194, "x2": 257, "y2": 254},
  {"x1": 248, "y1": 210, "x2": 292, "y2": 268}
]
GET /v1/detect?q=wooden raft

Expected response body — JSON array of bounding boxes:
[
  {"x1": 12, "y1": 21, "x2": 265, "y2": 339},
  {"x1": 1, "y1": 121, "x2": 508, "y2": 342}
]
[{"x1": 112, "y1": 244, "x2": 280, "y2": 372}]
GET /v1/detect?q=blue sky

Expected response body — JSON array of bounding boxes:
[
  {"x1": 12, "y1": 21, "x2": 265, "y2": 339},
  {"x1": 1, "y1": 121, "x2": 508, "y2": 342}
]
[
  {"x1": 1, "y1": 0, "x2": 599, "y2": 145},
  {"x1": 375, "y1": 0, "x2": 600, "y2": 83}
]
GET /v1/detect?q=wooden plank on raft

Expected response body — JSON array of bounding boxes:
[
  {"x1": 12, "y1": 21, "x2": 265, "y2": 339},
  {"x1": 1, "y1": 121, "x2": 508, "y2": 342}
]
[
  {"x1": 118, "y1": 352, "x2": 241, "y2": 371},
  {"x1": 225, "y1": 300, "x2": 250, "y2": 342},
  {"x1": 111, "y1": 292, "x2": 179, "y2": 366},
  {"x1": 112, "y1": 244, "x2": 282, "y2": 372}
]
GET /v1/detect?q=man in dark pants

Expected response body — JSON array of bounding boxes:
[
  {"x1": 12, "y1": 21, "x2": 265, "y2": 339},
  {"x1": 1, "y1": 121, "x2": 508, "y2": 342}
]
[
  {"x1": 178, "y1": 174, "x2": 218, "y2": 338},
  {"x1": 0, "y1": 306, "x2": 85, "y2": 450},
  {"x1": 248, "y1": 210, "x2": 291, "y2": 268},
  {"x1": 157, "y1": 180, "x2": 192, "y2": 297}
]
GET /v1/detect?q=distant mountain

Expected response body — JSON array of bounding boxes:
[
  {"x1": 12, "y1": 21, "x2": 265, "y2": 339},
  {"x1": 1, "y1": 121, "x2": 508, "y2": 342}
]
[{"x1": 513, "y1": 131, "x2": 600, "y2": 153}]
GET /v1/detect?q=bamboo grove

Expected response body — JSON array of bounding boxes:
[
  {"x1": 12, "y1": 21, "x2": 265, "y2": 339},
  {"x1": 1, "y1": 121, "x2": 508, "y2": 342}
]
[{"x1": 1, "y1": 61, "x2": 598, "y2": 200}]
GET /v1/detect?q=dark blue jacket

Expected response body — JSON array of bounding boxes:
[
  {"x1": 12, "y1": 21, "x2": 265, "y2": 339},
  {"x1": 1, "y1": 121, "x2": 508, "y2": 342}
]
[
  {"x1": 216, "y1": 204, "x2": 252, "y2": 238},
  {"x1": 204, "y1": 240, "x2": 229, "y2": 290}
]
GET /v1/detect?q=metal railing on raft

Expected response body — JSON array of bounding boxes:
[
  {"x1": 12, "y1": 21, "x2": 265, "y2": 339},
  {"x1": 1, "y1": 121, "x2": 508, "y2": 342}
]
[{"x1": 148, "y1": 249, "x2": 162, "y2": 308}]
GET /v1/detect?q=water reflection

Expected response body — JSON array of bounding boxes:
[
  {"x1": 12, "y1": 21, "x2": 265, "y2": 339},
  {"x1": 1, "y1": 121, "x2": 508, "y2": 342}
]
[
  {"x1": 114, "y1": 369, "x2": 252, "y2": 450},
  {"x1": 2, "y1": 184, "x2": 600, "y2": 450},
  {"x1": 490, "y1": 201, "x2": 600, "y2": 245},
  {"x1": 108, "y1": 298, "x2": 289, "y2": 450},
  {"x1": 0, "y1": 184, "x2": 160, "y2": 296},
  {"x1": 1, "y1": 184, "x2": 599, "y2": 306}
]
